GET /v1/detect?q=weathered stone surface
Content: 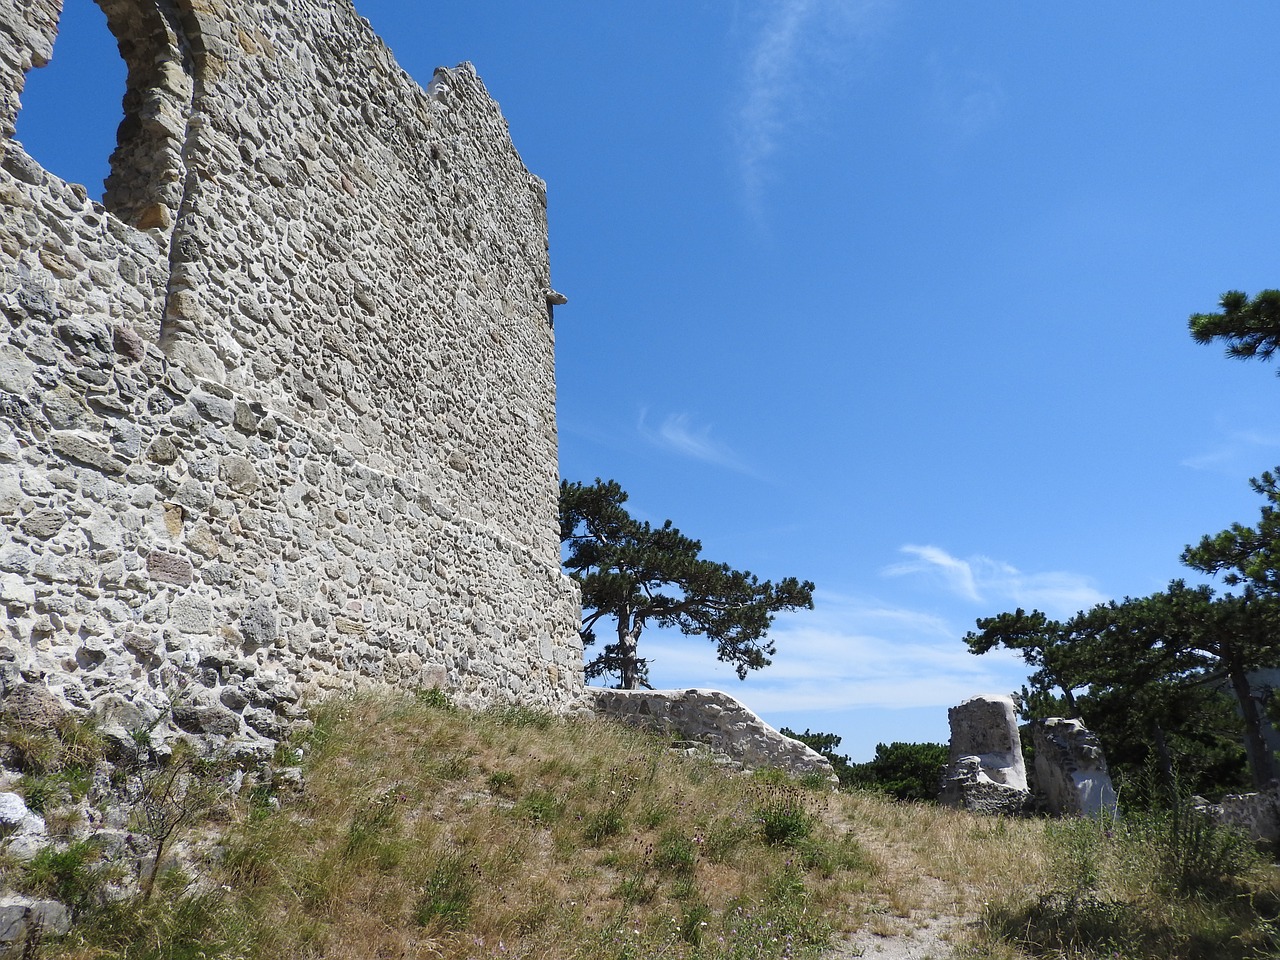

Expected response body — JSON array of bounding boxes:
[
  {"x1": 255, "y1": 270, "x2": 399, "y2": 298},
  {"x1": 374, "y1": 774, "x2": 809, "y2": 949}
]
[
  {"x1": 1, "y1": 683, "x2": 66, "y2": 730},
  {"x1": 1032, "y1": 718, "x2": 1118, "y2": 818},
  {"x1": 113, "y1": 323, "x2": 146, "y2": 361},
  {"x1": 0, "y1": 0, "x2": 583, "y2": 760},
  {"x1": 171, "y1": 702, "x2": 241, "y2": 737},
  {"x1": 0, "y1": 792, "x2": 27, "y2": 827},
  {"x1": 220, "y1": 455, "x2": 259, "y2": 494},
  {"x1": 169, "y1": 593, "x2": 213, "y2": 634},
  {"x1": 940, "y1": 756, "x2": 1030, "y2": 816},
  {"x1": 592, "y1": 688, "x2": 837, "y2": 782},
  {"x1": 940, "y1": 694, "x2": 1031, "y2": 815},
  {"x1": 239, "y1": 598, "x2": 277, "y2": 648},
  {"x1": 0, "y1": 895, "x2": 71, "y2": 956},
  {"x1": 147, "y1": 550, "x2": 194, "y2": 587},
  {"x1": 18, "y1": 508, "x2": 65, "y2": 539},
  {"x1": 148, "y1": 436, "x2": 178, "y2": 464},
  {"x1": 50, "y1": 432, "x2": 127, "y2": 475}
]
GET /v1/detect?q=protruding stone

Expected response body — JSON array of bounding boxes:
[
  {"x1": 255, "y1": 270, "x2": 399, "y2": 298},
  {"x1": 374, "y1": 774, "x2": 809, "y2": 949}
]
[
  {"x1": 171, "y1": 702, "x2": 240, "y2": 737},
  {"x1": 147, "y1": 550, "x2": 194, "y2": 586},
  {"x1": 51, "y1": 432, "x2": 128, "y2": 474},
  {"x1": 592, "y1": 687, "x2": 836, "y2": 782},
  {"x1": 1, "y1": 685, "x2": 66, "y2": 730},
  {"x1": 0, "y1": 792, "x2": 29, "y2": 828},
  {"x1": 220, "y1": 455, "x2": 260, "y2": 494},
  {"x1": 18, "y1": 509, "x2": 66, "y2": 540},
  {"x1": 113, "y1": 323, "x2": 147, "y2": 361}
]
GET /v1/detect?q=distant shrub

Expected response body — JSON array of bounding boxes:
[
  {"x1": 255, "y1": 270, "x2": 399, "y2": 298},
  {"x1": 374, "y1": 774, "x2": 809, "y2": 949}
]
[{"x1": 847, "y1": 742, "x2": 948, "y2": 802}]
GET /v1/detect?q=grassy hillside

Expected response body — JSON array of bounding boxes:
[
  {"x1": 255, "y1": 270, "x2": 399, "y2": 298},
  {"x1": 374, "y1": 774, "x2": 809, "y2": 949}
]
[{"x1": 6, "y1": 692, "x2": 1280, "y2": 959}]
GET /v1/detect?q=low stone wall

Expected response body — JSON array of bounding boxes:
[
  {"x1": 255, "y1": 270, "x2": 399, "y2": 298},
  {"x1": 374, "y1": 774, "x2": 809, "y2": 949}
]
[
  {"x1": 589, "y1": 687, "x2": 835, "y2": 781},
  {"x1": 1194, "y1": 787, "x2": 1280, "y2": 842}
]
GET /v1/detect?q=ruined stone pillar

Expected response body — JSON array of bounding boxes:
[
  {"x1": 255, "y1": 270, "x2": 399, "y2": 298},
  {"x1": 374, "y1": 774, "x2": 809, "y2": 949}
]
[
  {"x1": 1032, "y1": 718, "x2": 1118, "y2": 818},
  {"x1": 939, "y1": 694, "x2": 1031, "y2": 815}
]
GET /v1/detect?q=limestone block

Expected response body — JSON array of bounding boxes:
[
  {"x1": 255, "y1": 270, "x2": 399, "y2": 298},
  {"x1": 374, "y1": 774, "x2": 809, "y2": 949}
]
[
  {"x1": 946, "y1": 694, "x2": 1027, "y2": 790},
  {"x1": 0, "y1": 792, "x2": 28, "y2": 828},
  {"x1": 1194, "y1": 786, "x2": 1280, "y2": 842},
  {"x1": 220, "y1": 455, "x2": 260, "y2": 494},
  {"x1": 0, "y1": 346, "x2": 35, "y2": 395},
  {"x1": 171, "y1": 701, "x2": 240, "y2": 737},
  {"x1": 1032, "y1": 718, "x2": 1118, "y2": 818},
  {"x1": 0, "y1": 574, "x2": 34, "y2": 607},
  {"x1": 50, "y1": 433, "x2": 127, "y2": 475},
  {"x1": 169, "y1": 593, "x2": 213, "y2": 634},
  {"x1": 939, "y1": 756, "x2": 1030, "y2": 816},
  {"x1": 940, "y1": 694, "x2": 1031, "y2": 815},
  {"x1": 592, "y1": 687, "x2": 836, "y2": 782},
  {"x1": 18, "y1": 508, "x2": 65, "y2": 540},
  {"x1": 0, "y1": 895, "x2": 71, "y2": 955}
]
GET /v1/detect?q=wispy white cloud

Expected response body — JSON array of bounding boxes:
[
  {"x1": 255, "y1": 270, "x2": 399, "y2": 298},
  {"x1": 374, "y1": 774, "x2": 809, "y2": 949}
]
[
  {"x1": 735, "y1": 0, "x2": 891, "y2": 215},
  {"x1": 1181, "y1": 428, "x2": 1280, "y2": 473},
  {"x1": 633, "y1": 590, "x2": 1027, "y2": 712},
  {"x1": 638, "y1": 410, "x2": 760, "y2": 475},
  {"x1": 885, "y1": 545, "x2": 1106, "y2": 618},
  {"x1": 927, "y1": 57, "x2": 1007, "y2": 143},
  {"x1": 887, "y1": 544, "x2": 980, "y2": 602}
]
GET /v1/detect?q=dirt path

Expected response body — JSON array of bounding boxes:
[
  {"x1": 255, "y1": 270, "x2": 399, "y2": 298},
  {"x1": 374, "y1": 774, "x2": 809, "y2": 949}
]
[{"x1": 824, "y1": 916, "x2": 965, "y2": 959}]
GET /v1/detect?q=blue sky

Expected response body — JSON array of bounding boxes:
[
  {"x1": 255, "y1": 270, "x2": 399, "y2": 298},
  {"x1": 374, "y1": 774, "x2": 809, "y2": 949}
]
[{"x1": 16, "y1": 1, "x2": 1280, "y2": 759}]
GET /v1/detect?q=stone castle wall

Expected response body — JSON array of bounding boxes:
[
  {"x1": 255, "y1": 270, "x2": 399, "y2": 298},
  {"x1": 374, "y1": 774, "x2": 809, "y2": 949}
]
[{"x1": 0, "y1": 0, "x2": 583, "y2": 753}]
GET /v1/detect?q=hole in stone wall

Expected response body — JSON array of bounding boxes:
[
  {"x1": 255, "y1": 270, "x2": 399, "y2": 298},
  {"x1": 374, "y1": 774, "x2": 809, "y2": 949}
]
[
  {"x1": 14, "y1": 0, "x2": 196, "y2": 232},
  {"x1": 14, "y1": 0, "x2": 126, "y2": 200}
]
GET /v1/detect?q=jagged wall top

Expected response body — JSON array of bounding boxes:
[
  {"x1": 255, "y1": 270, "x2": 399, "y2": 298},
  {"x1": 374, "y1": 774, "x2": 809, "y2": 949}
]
[
  {"x1": 7, "y1": 0, "x2": 562, "y2": 553},
  {"x1": 0, "y1": 0, "x2": 582, "y2": 750}
]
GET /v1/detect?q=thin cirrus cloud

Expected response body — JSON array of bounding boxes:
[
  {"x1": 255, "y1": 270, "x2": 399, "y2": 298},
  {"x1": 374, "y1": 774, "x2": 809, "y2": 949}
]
[
  {"x1": 926, "y1": 55, "x2": 1008, "y2": 144},
  {"x1": 734, "y1": 0, "x2": 891, "y2": 213},
  {"x1": 631, "y1": 591, "x2": 1028, "y2": 711},
  {"x1": 885, "y1": 544, "x2": 1106, "y2": 619},
  {"x1": 1180, "y1": 428, "x2": 1280, "y2": 474},
  {"x1": 637, "y1": 410, "x2": 760, "y2": 476}
]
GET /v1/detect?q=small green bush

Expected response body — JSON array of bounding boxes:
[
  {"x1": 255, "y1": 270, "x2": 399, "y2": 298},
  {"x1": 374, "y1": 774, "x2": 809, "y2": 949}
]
[
  {"x1": 755, "y1": 788, "x2": 815, "y2": 847},
  {"x1": 487, "y1": 770, "x2": 518, "y2": 797},
  {"x1": 414, "y1": 687, "x2": 457, "y2": 711},
  {"x1": 23, "y1": 840, "x2": 103, "y2": 911},
  {"x1": 514, "y1": 788, "x2": 564, "y2": 824},
  {"x1": 1144, "y1": 800, "x2": 1260, "y2": 898},
  {"x1": 653, "y1": 829, "x2": 697, "y2": 877},
  {"x1": 414, "y1": 853, "x2": 479, "y2": 931}
]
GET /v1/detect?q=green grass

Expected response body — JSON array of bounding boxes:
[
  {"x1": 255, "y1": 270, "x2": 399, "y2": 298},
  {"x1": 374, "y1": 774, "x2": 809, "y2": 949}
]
[{"x1": 7, "y1": 692, "x2": 1279, "y2": 960}]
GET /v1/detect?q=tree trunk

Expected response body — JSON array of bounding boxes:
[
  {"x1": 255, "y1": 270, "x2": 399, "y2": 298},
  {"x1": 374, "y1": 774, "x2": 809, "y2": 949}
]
[
  {"x1": 1152, "y1": 719, "x2": 1175, "y2": 797},
  {"x1": 1228, "y1": 663, "x2": 1277, "y2": 788},
  {"x1": 1060, "y1": 684, "x2": 1080, "y2": 718},
  {"x1": 617, "y1": 613, "x2": 641, "y2": 690}
]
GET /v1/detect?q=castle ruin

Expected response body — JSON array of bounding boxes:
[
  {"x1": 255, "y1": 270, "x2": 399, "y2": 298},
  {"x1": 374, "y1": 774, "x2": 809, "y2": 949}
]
[{"x1": 0, "y1": 0, "x2": 584, "y2": 754}]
